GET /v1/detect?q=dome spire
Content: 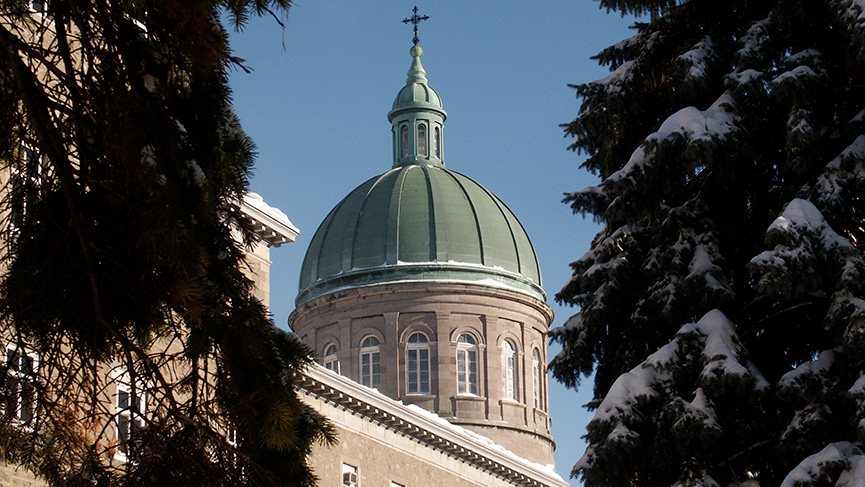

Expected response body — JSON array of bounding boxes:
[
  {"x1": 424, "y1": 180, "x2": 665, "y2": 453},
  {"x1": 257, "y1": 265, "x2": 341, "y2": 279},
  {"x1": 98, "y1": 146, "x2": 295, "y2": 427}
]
[{"x1": 406, "y1": 45, "x2": 427, "y2": 85}]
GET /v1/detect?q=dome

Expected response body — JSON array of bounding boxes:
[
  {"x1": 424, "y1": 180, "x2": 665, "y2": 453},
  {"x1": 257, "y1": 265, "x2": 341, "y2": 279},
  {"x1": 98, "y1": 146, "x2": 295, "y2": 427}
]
[
  {"x1": 296, "y1": 44, "x2": 543, "y2": 307},
  {"x1": 296, "y1": 164, "x2": 544, "y2": 306}
]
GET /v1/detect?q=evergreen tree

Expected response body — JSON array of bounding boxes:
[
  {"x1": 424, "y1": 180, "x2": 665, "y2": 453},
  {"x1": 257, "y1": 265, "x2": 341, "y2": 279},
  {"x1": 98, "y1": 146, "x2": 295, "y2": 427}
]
[
  {"x1": 0, "y1": 1, "x2": 333, "y2": 486},
  {"x1": 551, "y1": 0, "x2": 865, "y2": 485}
]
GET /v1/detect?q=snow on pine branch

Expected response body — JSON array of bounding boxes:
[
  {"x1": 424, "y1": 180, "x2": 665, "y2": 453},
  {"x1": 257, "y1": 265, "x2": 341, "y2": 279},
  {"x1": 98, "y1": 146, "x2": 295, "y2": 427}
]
[
  {"x1": 778, "y1": 350, "x2": 838, "y2": 393},
  {"x1": 839, "y1": 0, "x2": 865, "y2": 26},
  {"x1": 677, "y1": 36, "x2": 716, "y2": 80},
  {"x1": 765, "y1": 199, "x2": 853, "y2": 252},
  {"x1": 815, "y1": 134, "x2": 865, "y2": 208},
  {"x1": 735, "y1": 18, "x2": 771, "y2": 65},
  {"x1": 780, "y1": 442, "x2": 865, "y2": 487},
  {"x1": 749, "y1": 198, "x2": 855, "y2": 282},
  {"x1": 575, "y1": 310, "x2": 767, "y2": 477},
  {"x1": 606, "y1": 91, "x2": 739, "y2": 184},
  {"x1": 590, "y1": 309, "x2": 766, "y2": 424},
  {"x1": 591, "y1": 60, "x2": 635, "y2": 94},
  {"x1": 749, "y1": 198, "x2": 856, "y2": 297}
]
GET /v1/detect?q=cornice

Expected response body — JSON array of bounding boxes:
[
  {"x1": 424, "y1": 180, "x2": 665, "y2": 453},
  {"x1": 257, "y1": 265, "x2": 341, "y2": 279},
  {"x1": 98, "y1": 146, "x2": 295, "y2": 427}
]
[
  {"x1": 297, "y1": 364, "x2": 569, "y2": 487},
  {"x1": 241, "y1": 193, "x2": 299, "y2": 248}
]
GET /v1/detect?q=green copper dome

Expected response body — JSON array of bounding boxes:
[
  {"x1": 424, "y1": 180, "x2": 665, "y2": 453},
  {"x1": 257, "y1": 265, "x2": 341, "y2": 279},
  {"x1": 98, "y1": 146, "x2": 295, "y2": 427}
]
[
  {"x1": 296, "y1": 164, "x2": 543, "y2": 306},
  {"x1": 295, "y1": 46, "x2": 543, "y2": 307}
]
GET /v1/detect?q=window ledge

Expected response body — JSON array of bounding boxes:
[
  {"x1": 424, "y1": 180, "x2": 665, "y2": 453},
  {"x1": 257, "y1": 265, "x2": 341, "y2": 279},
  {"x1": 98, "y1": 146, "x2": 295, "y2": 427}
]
[{"x1": 455, "y1": 394, "x2": 484, "y2": 401}]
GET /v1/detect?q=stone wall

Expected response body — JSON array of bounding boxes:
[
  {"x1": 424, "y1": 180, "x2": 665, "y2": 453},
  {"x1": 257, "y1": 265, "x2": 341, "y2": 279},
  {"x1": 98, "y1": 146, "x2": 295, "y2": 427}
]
[
  {"x1": 0, "y1": 461, "x2": 41, "y2": 487},
  {"x1": 290, "y1": 281, "x2": 556, "y2": 465},
  {"x1": 302, "y1": 390, "x2": 520, "y2": 487}
]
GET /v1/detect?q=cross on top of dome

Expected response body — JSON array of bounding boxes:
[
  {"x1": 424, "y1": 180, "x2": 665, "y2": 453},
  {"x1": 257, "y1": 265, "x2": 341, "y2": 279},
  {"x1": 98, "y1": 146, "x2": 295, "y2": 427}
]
[{"x1": 402, "y1": 6, "x2": 429, "y2": 46}]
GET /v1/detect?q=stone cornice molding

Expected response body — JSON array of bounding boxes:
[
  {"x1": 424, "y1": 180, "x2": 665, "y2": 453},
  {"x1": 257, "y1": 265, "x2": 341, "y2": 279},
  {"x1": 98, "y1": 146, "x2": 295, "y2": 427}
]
[
  {"x1": 241, "y1": 192, "x2": 299, "y2": 248},
  {"x1": 291, "y1": 281, "x2": 554, "y2": 328}
]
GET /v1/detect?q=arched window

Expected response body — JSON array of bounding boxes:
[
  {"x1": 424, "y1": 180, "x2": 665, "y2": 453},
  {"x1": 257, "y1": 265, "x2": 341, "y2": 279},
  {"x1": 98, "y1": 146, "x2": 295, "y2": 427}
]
[
  {"x1": 501, "y1": 340, "x2": 517, "y2": 401},
  {"x1": 456, "y1": 333, "x2": 478, "y2": 395},
  {"x1": 417, "y1": 124, "x2": 427, "y2": 156},
  {"x1": 433, "y1": 127, "x2": 440, "y2": 158},
  {"x1": 323, "y1": 344, "x2": 339, "y2": 373},
  {"x1": 401, "y1": 125, "x2": 409, "y2": 158},
  {"x1": 532, "y1": 348, "x2": 542, "y2": 409},
  {"x1": 406, "y1": 332, "x2": 430, "y2": 394},
  {"x1": 360, "y1": 336, "x2": 381, "y2": 389}
]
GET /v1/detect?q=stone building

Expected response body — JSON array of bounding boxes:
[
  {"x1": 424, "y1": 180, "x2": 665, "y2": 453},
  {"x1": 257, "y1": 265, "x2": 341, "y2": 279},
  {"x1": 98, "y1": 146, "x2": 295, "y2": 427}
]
[
  {"x1": 0, "y1": 193, "x2": 299, "y2": 486},
  {"x1": 291, "y1": 43, "x2": 565, "y2": 486},
  {"x1": 0, "y1": 17, "x2": 567, "y2": 484}
]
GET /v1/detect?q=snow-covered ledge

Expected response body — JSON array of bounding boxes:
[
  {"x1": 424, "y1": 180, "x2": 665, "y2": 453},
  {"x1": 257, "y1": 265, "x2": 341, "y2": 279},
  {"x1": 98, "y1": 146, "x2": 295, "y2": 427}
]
[
  {"x1": 298, "y1": 363, "x2": 570, "y2": 487},
  {"x1": 241, "y1": 192, "x2": 299, "y2": 248}
]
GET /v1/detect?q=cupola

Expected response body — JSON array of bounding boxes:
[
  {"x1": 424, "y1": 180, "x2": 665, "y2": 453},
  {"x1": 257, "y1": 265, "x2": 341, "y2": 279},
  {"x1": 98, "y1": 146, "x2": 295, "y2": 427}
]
[{"x1": 388, "y1": 45, "x2": 446, "y2": 167}]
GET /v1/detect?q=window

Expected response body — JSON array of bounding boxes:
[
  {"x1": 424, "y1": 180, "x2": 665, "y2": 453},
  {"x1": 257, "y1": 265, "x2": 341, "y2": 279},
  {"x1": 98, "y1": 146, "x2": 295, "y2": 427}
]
[
  {"x1": 28, "y1": 0, "x2": 47, "y2": 13},
  {"x1": 115, "y1": 371, "x2": 147, "y2": 461},
  {"x1": 10, "y1": 144, "x2": 46, "y2": 230},
  {"x1": 434, "y1": 127, "x2": 440, "y2": 158},
  {"x1": 406, "y1": 332, "x2": 429, "y2": 395},
  {"x1": 533, "y1": 348, "x2": 542, "y2": 409},
  {"x1": 401, "y1": 125, "x2": 409, "y2": 158},
  {"x1": 456, "y1": 334, "x2": 478, "y2": 395},
  {"x1": 417, "y1": 124, "x2": 427, "y2": 156},
  {"x1": 342, "y1": 463, "x2": 358, "y2": 487},
  {"x1": 501, "y1": 340, "x2": 517, "y2": 401},
  {"x1": 4, "y1": 346, "x2": 37, "y2": 424},
  {"x1": 323, "y1": 344, "x2": 339, "y2": 373},
  {"x1": 360, "y1": 337, "x2": 380, "y2": 389}
]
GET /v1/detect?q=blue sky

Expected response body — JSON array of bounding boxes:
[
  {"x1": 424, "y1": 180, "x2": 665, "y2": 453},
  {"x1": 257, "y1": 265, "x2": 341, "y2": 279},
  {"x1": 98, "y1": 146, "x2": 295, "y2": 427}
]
[{"x1": 226, "y1": 2, "x2": 634, "y2": 484}]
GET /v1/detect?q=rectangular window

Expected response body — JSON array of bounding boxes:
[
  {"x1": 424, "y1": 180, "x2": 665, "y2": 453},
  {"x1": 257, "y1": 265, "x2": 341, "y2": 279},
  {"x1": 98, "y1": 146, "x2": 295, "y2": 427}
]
[
  {"x1": 457, "y1": 349, "x2": 478, "y2": 395},
  {"x1": 115, "y1": 371, "x2": 147, "y2": 461},
  {"x1": 4, "y1": 347, "x2": 37, "y2": 424},
  {"x1": 324, "y1": 357, "x2": 340, "y2": 373},
  {"x1": 342, "y1": 463, "x2": 358, "y2": 487},
  {"x1": 406, "y1": 348, "x2": 429, "y2": 394},
  {"x1": 417, "y1": 124, "x2": 427, "y2": 156},
  {"x1": 28, "y1": 0, "x2": 47, "y2": 13},
  {"x1": 360, "y1": 351, "x2": 380, "y2": 389},
  {"x1": 502, "y1": 353, "x2": 516, "y2": 401},
  {"x1": 533, "y1": 361, "x2": 540, "y2": 409}
]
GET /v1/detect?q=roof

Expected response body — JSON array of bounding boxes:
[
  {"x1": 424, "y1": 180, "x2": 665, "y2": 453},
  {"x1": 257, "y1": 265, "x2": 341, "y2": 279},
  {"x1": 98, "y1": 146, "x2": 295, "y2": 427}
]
[
  {"x1": 298, "y1": 364, "x2": 570, "y2": 487},
  {"x1": 388, "y1": 45, "x2": 446, "y2": 126},
  {"x1": 242, "y1": 192, "x2": 299, "y2": 247},
  {"x1": 296, "y1": 164, "x2": 544, "y2": 306}
]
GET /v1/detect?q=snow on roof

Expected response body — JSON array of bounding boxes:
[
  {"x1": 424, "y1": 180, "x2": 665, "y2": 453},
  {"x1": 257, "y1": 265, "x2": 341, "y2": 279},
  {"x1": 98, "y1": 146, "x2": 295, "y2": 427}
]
[
  {"x1": 241, "y1": 192, "x2": 299, "y2": 247},
  {"x1": 298, "y1": 364, "x2": 569, "y2": 487}
]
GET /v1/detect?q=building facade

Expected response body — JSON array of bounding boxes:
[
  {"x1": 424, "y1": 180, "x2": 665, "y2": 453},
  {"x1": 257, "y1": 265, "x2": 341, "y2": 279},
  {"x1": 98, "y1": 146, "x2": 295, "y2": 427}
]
[{"x1": 0, "y1": 194, "x2": 299, "y2": 486}]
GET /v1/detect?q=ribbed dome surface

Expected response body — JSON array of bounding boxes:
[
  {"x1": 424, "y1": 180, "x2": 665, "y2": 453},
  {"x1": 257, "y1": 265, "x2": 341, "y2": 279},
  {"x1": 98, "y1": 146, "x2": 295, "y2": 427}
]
[
  {"x1": 391, "y1": 82, "x2": 443, "y2": 113},
  {"x1": 296, "y1": 164, "x2": 543, "y2": 306}
]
